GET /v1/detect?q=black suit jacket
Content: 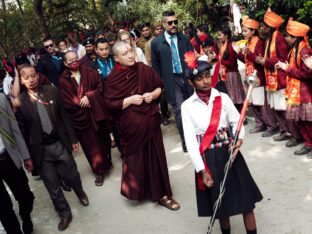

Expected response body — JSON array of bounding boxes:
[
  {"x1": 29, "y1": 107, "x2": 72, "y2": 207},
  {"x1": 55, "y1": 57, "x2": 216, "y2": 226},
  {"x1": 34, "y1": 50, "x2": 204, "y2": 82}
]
[
  {"x1": 15, "y1": 85, "x2": 77, "y2": 167},
  {"x1": 36, "y1": 52, "x2": 65, "y2": 86},
  {"x1": 151, "y1": 32, "x2": 194, "y2": 103}
]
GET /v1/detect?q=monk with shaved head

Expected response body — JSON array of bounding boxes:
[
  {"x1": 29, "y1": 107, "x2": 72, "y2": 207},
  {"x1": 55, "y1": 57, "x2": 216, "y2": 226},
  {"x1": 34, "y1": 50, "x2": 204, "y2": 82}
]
[{"x1": 105, "y1": 41, "x2": 180, "y2": 210}]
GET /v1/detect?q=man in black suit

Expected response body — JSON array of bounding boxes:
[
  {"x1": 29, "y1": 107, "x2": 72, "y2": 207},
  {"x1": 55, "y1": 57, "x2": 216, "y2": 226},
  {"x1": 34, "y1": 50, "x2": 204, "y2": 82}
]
[
  {"x1": 15, "y1": 65, "x2": 89, "y2": 231},
  {"x1": 36, "y1": 37, "x2": 65, "y2": 86},
  {"x1": 151, "y1": 10, "x2": 194, "y2": 152},
  {"x1": 0, "y1": 93, "x2": 34, "y2": 234}
]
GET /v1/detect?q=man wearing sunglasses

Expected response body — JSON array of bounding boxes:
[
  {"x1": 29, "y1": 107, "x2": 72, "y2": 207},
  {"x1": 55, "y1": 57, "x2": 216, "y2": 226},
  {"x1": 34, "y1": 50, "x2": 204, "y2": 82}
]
[
  {"x1": 151, "y1": 10, "x2": 194, "y2": 152},
  {"x1": 36, "y1": 37, "x2": 65, "y2": 86}
]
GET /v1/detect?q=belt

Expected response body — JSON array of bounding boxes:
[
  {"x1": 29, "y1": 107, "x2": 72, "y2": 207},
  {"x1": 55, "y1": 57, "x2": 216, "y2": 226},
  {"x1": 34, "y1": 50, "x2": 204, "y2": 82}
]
[
  {"x1": 173, "y1": 73, "x2": 182, "y2": 76},
  {"x1": 0, "y1": 151, "x2": 8, "y2": 161},
  {"x1": 43, "y1": 138, "x2": 58, "y2": 145}
]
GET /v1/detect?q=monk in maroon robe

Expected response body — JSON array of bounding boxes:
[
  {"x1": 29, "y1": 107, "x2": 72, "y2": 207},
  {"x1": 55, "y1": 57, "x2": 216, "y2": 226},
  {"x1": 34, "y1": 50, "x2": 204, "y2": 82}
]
[
  {"x1": 105, "y1": 41, "x2": 180, "y2": 210},
  {"x1": 59, "y1": 51, "x2": 112, "y2": 186}
]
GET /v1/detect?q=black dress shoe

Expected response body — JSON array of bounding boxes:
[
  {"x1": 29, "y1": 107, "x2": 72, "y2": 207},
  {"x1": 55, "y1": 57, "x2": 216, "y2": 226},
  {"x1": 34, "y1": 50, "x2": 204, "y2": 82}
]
[
  {"x1": 182, "y1": 143, "x2": 188, "y2": 153},
  {"x1": 77, "y1": 192, "x2": 89, "y2": 206},
  {"x1": 249, "y1": 126, "x2": 266, "y2": 134},
  {"x1": 294, "y1": 146, "x2": 312, "y2": 156},
  {"x1": 162, "y1": 117, "x2": 169, "y2": 126},
  {"x1": 22, "y1": 217, "x2": 33, "y2": 234},
  {"x1": 285, "y1": 139, "x2": 303, "y2": 147},
  {"x1": 61, "y1": 181, "x2": 71, "y2": 192},
  {"x1": 58, "y1": 214, "x2": 72, "y2": 231}
]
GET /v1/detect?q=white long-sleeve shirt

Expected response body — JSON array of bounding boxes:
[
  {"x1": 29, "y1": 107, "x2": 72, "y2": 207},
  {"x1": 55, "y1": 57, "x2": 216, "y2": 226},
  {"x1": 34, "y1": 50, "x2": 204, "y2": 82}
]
[{"x1": 181, "y1": 88, "x2": 245, "y2": 172}]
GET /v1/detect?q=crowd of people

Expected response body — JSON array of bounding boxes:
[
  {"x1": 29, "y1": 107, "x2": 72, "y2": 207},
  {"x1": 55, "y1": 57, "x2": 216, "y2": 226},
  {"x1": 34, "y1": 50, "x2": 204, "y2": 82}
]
[{"x1": 0, "y1": 6, "x2": 311, "y2": 234}]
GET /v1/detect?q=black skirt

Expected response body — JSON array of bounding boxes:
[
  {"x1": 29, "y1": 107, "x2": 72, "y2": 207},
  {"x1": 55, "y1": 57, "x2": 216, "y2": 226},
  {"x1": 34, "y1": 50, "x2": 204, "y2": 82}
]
[{"x1": 195, "y1": 141, "x2": 263, "y2": 218}]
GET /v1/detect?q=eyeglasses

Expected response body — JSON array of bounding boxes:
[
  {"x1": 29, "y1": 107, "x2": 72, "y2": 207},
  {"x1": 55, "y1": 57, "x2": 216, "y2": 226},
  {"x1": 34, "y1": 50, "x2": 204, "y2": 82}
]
[
  {"x1": 167, "y1": 20, "x2": 178, "y2": 26},
  {"x1": 45, "y1": 44, "x2": 54, "y2": 49}
]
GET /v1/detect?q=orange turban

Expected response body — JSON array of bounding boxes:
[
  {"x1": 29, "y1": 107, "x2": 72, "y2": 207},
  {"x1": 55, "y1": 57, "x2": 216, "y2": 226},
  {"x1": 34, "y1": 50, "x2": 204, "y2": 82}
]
[
  {"x1": 263, "y1": 8, "x2": 284, "y2": 29},
  {"x1": 242, "y1": 18, "x2": 260, "y2": 30},
  {"x1": 286, "y1": 17, "x2": 310, "y2": 37}
]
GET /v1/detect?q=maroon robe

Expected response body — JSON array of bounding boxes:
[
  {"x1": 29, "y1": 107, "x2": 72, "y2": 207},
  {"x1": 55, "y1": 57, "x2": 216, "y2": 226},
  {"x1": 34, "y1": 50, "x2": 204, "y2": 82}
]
[
  {"x1": 105, "y1": 62, "x2": 172, "y2": 201},
  {"x1": 264, "y1": 32, "x2": 290, "y2": 90},
  {"x1": 285, "y1": 46, "x2": 312, "y2": 147},
  {"x1": 59, "y1": 65, "x2": 112, "y2": 175}
]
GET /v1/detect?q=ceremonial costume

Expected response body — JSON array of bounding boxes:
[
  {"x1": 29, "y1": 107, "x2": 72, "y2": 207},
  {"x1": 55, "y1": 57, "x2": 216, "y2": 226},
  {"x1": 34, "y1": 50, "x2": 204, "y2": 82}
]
[
  {"x1": 105, "y1": 62, "x2": 173, "y2": 201},
  {"x1": 262, "y1": 9, "x2": 295, "y2": 136},
  {"x1": 237, "y1": 18, "x2": 277, "y2": 132},
  {"x1": 284, "y1": 19, "x2": 312, "y2": 153},
  {"x1": 182, "y1": 88, "x2": 262, "y2": 218}
]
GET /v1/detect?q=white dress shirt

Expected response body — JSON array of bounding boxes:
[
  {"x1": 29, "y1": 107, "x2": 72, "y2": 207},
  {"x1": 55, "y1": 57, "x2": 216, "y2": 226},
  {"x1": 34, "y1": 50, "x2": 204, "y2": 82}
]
[{"x1": 181, "y1": 88, "x2": 245, "y2": 172}]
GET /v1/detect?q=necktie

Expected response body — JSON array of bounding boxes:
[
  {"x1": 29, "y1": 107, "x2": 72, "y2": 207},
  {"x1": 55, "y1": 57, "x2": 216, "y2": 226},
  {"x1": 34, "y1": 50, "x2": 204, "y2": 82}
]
[
  {"x1": 37, "y1": 102, "x2": 53, "y2": 134},
  {"x1": 52, "y1": 55, "x2": 61, "y2": 71},
  {"x1": 170, "y1": 35, "x2": 182, "y2": 74}
]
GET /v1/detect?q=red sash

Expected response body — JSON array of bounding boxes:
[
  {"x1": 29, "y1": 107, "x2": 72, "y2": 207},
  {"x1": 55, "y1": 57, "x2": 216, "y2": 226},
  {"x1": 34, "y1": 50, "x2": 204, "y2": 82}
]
[
  {"x1": 197, "y1": 94, "x2": 222, "y2": 190},
  {"x1": 199, "y1": 95, "x2": 222, "y2": 154}
]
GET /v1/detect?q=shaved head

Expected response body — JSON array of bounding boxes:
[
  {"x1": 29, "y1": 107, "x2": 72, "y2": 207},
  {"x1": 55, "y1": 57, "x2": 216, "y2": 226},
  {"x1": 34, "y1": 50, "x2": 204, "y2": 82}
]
[
  {"x1": 113, "y1": 40, "x2": 136, "y2": 66},
  {"x1": 112, "y1": 40, "x2": 129, "y2": 56}
]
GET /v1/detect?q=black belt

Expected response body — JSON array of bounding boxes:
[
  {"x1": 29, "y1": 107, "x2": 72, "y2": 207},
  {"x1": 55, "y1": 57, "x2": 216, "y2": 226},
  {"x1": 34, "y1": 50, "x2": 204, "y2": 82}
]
[
  {"x1": 173, "y1": 73, "x2": 182, "y2": 76},
  {"x1": 43, "y1": 132, "x2": 59, "y2": 145}
]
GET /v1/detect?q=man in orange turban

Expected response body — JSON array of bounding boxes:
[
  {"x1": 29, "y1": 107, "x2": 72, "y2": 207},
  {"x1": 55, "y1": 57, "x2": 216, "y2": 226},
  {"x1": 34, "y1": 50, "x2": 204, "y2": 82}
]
[{"x1": 255, "y1": 8, "x2": 295, "y2": 144}]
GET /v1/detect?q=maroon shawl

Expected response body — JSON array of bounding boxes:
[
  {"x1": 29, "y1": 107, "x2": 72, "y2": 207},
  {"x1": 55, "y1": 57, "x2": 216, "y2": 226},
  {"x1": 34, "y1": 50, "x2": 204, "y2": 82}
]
[
  {"x1": 105, "y1": 62, "x2": 164, "y2": 155},
  {"x1": 59, "y1": 65, "x2": 111, "y2": 131}
]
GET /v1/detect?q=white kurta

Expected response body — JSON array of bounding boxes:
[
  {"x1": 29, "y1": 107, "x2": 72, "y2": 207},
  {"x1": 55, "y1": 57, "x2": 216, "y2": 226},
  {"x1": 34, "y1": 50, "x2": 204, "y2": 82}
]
[{"x1": 181, "y1": 88, "x2": 245, "y2": 172}]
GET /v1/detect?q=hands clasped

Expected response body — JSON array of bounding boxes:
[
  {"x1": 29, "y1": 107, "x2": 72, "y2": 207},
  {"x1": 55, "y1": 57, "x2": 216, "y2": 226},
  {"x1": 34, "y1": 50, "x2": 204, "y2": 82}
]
[{"x1": 130, "y1": 93, "x2": 154, "y2": 105}]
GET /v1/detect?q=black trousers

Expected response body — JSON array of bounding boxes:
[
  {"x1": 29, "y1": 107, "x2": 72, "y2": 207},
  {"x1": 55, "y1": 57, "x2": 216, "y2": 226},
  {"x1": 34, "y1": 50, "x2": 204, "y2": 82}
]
[
  {"x1": 0, "y1": 152, "x2": 34, "y2": 234},
  {"x1": 39, "y1": 141, "x2": 84, "y2": 218},
  {"x1": 171, "y1": 74, "x2": 193, "y2": 143}
]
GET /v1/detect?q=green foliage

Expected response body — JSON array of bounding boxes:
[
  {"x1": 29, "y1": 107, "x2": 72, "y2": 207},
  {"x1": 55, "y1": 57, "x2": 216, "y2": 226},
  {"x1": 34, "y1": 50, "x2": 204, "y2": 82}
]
[
  {"x1": 0, "y1": 0, "x2": 311, "y2": 56},
  {"x1": 111, "y1": 0, "x2": 196, "y2": 26}
]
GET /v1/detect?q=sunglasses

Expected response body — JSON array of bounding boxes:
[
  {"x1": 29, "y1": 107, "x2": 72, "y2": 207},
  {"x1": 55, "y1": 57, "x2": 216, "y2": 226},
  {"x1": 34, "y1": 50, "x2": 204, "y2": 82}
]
[
  {"x1": 45, "y1": 44, "x2": 54, "y2": 49},
  {"x1": 167, "y1": 20, "x2": 178, "y2": 26}
]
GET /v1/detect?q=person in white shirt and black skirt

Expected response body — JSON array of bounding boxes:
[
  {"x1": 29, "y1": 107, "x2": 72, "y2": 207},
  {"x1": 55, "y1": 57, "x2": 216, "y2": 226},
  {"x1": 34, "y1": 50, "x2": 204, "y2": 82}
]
[{"x1": 181, "y1": 58, "x2": 262, "y2": 234}]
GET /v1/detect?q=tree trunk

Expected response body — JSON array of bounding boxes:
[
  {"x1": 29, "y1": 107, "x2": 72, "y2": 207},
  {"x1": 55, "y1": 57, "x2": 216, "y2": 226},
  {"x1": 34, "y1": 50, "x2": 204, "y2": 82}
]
[
  {"x1": 33, "y1": 0, "x2": 51, "y2": 39},
  {"x1": 15, "y1": 0, "x2": 24, "y2": 16},
  {"x1": 1, "y1": 0, "x2": 8, "y2": 55}
]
